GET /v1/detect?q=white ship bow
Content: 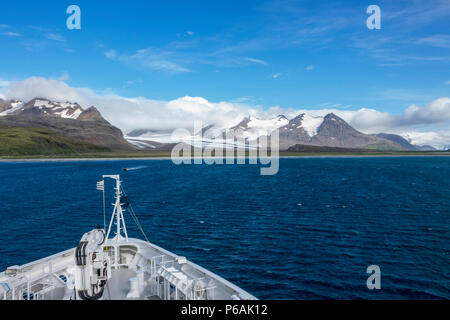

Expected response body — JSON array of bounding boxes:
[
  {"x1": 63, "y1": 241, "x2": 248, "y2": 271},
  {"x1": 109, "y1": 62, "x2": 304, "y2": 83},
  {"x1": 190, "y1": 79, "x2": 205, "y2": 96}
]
[{"x1": 0, "y1": 175, "x2": 256, "y2": 300}]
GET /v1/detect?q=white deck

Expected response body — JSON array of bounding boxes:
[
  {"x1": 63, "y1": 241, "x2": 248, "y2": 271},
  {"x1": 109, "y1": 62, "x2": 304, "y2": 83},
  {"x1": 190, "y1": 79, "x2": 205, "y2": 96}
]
[{"x1": 0, "y1": 237, "x2": 256, "y2": 300}]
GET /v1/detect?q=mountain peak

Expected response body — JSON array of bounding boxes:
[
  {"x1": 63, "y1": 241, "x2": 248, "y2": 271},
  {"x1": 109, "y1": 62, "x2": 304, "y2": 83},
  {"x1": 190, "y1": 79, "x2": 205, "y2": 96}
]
[
  {"x1": 17, "y1": 98, "x2": 83, "y2": 119},
  {"x1": 291, "y1": 112, "x2": 305, "y2": 120},
  {"x1": 324, "y1": 112, "x2": 341, "y2": 120},
  {"x1": 231, "y1": 117, "x2": 251, "y2": 130},
  {"x1": 282, "y1": 113, "x2": 324, "y2": 137},
  {"x1": 77, "y1": 106, "x2": 107, "y2": 122},
  {"x1": 0, "y1": 97, "x2": 134, "y2": 151},
  {"x1": 0, "y1": 97, "x2": 108, "y2": 122}
]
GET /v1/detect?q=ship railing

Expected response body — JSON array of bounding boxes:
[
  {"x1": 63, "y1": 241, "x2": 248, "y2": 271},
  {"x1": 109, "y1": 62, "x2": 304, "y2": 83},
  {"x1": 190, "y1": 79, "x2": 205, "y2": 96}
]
[
  {"x1": 148, "y1": 254, "x2": 174, "y2": 297},
  {"x1": 189, "y1": 279, "x2": 217, "y2": 300},
  {"x1": 0, "y1": 251, "x2": 74, "y2": 300},
  {"x1": 151, "y1": 262, "x2": 217, "y2": 300}
]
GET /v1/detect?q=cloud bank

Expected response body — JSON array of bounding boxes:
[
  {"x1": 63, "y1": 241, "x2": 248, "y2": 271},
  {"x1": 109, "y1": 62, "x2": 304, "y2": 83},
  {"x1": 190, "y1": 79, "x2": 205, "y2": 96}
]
[{"x1": 3, "y1": 77, "x2": 450, "y2": 149}]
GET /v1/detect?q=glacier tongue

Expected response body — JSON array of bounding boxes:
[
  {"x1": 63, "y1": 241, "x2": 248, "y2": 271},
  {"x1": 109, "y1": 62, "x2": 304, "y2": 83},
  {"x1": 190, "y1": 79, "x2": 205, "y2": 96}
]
[{"x1": 299, "y1": 114, "x2": 324, "y2": 137}]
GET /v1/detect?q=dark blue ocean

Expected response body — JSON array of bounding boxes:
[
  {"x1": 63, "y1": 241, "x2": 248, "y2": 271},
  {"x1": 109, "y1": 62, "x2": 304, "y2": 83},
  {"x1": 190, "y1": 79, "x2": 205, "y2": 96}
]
[{"x1": 0, "y1": 157, "x2": 449, "y2": 299}]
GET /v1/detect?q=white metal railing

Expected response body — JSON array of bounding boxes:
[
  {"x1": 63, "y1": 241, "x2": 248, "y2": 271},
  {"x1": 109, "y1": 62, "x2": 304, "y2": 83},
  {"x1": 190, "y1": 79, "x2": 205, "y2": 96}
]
[
  {"x1": 0, "y1": 250, "x2": 74, "y2": 300},
  {"x1": 148, "y1": 258, "x2": 217, "y2": 300}
]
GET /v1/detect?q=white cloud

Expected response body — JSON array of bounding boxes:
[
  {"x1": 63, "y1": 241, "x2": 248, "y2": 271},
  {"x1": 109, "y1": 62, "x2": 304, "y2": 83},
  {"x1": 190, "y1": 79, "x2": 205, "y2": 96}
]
[
  {"x1": 0, "y1": 78, "x2": 10, "y2": 87},
  {"x1": 293, "y1": 98, "x2": 450, "y2": 133},
  {"x1": 242, "y1": 57, "x2": 268, "y2": 65},
  {"x1": 47, "y1": 33, "x2": 66, "y2": 42},
  {"x1": 306, "y1": 65, "x2": 315, "y2": 71},
  {"x1": 400, "y1": 131, "x2": 450, "y2": 149},
  {"x1": 400, "y1": 98, "x2": 450, "y2": 125},
  {"x1": 3, "y1": 77, "x2": 450, "y2": 148},
  {"x1": 104, "y1": 47, "x2": 192, "y2": 73},
  {"x1": 0, "y1": 78, "x2": 10, "y2": 97},
  {"x1": 2, "y1": 31, "x2": 21, "y2": 37},
  {"x1": 445, "y1": 80, "x2": 450, "y2": 85},
  {"x1": 273, "y1": 72, "x2": 282, "y2": 79},
  {"x1": 4, "y1": 77, "x2": 249, "y2": 132},
  {"x1": 55, "y1": 72, "x2": 70, "y2": 81},
  {"x1": 416, "y1": 35, "x2": 450, "y2": 48}
]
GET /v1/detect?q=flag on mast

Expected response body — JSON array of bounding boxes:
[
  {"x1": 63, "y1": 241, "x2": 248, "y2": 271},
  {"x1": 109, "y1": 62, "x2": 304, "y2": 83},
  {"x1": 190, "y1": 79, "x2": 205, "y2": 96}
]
[{"x1": 96, "y1": 180, "x2": 104, "y2": 191}]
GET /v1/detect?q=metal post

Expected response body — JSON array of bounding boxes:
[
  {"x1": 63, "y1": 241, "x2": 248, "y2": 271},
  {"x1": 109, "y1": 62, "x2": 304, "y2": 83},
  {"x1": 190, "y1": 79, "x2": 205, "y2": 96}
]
[
  {"x1": 120, "y1": 208, "x2": 128, "y2": 242},
  {"x1": 116, "y1": 178, "x2": 121, "y2": 244},
  {"x1": 27, "y1": 277, "x2": 31, "y2": 300},
  {"x1": 49, "y1": 262, "x2": 54, "y2": 300},
  {"x1": 103, "y1": 186, "x2": 106, "y2": 231},
  {"x1": 105, "y1": 205, "x2": 116, "y2": 240}
]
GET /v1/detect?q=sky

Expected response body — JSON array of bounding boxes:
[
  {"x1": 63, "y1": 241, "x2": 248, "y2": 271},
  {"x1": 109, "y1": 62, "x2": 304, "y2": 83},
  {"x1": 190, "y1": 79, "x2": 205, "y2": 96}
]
[{"x1": 0, "y1": 0, "x2": 449, "y2": 148}]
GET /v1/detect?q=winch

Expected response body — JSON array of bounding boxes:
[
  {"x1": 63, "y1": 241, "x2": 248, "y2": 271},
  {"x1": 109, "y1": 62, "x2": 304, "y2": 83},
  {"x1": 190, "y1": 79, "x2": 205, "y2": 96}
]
[{"x1": 74, "y1": 228, "x2": 111, "y2": 300}]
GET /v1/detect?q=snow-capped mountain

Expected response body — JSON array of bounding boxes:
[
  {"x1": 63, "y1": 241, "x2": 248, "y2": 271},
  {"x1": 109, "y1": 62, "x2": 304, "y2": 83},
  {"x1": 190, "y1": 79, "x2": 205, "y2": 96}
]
[
  {"x1": 0, "y1": 97, "x2": 111, "y2": 123},
  {"x1": 125, "y1": 113, "x2": 420, "y2": 151},
  {"x1": 228, "y1": 115, "x2": 289, "y2": 140},
  {"x1": 280, "y1": 113, "x2": 324, "y2": 137},
  {"x1": 1, "y1": 96, "x2": 439, "y2": 152},
  {"x1": 0, "y1": 97, "x2": 135, "y2": 151},
  {"x1": 277, "y1": 113, "x2": 324, "y2": 149},
  {"x1": 0, "y1": 98, "x2": 84, "y2": 119},
  {"x1": 125, "y1": 115, "x2": 290, "y2": 149},
  {"x1": 0, "y1": 99, "x2": 24, "y2": 115}
]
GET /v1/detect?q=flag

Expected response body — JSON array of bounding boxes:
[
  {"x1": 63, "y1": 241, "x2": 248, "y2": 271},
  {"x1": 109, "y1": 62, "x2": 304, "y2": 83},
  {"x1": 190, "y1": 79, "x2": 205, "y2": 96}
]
[{"x1": 96, "y1": 180, "x2": 104, "y2": 191}]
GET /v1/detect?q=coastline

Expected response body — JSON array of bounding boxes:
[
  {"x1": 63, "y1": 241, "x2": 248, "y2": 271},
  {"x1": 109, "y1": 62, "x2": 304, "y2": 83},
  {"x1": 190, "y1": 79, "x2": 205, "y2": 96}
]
[{"x1": 1, "y1": 153, "x2": 449, "y2": 162}]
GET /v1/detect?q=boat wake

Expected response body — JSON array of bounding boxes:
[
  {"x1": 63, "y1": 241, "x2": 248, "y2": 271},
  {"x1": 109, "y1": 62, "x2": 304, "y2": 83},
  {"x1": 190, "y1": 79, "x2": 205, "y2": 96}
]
[{"x1": 123, "y1": 166, "x2": 148, "y2": 171}]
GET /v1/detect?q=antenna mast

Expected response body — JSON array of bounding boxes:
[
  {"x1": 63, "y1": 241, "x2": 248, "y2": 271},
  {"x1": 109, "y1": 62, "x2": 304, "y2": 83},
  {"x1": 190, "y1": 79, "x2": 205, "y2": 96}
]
[{"x1": 103, "y1": 175, "x2": 128, "y2": 243}]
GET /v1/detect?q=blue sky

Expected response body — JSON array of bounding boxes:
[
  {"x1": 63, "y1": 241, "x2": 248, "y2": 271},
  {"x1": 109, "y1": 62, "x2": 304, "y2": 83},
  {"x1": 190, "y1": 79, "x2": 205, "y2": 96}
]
[{"x1": 0, "y1": 0, "x2": 449, "y2": 147}]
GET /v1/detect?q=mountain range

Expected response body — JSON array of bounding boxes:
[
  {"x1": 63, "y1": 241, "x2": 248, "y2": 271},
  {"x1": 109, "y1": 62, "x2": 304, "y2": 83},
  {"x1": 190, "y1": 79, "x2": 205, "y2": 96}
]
[
  {"x1": 0, "y1": 98, "x2": 133, "y2": 155},
  {"x1": 127, "y1": 113, "x2": 435, "y2": 152},
  {"x1": 0, "y1": 97, "x2": 438, "y2": 155}
]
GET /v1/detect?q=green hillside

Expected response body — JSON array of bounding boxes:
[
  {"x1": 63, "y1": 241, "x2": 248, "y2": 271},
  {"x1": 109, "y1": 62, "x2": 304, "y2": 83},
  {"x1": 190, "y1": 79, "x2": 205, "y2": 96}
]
[{"x1": 0, "y1": 126, "x2": 109, "y2": 156}]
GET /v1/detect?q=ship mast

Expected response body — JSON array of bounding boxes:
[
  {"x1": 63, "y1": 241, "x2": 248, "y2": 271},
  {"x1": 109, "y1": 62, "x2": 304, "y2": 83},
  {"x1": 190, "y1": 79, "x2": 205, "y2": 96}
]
[{"x1": 103, "y1": 175, "x2": 128, "y2": 243}]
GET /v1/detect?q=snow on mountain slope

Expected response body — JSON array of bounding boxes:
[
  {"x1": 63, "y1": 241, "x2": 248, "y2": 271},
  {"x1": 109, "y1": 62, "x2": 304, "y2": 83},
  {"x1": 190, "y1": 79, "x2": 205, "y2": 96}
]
[
  {"x1": 299, "y1": 114, "x2": 324, "y2": 137},
  {"x1": 30, "y1": 99, "x2": 83, "y2": 119},
  {"x1": 0, "y1": 100, "x2": 24, "y2": 116},
  {"x1": 126, "y1": 115, "x2": 289, "y2": 149},
  {"x1": 125, "y1": 112, "x2": 415, "y2": 151},
  {"x1": 0, "y1": 97, "x2": 135, "y2": 151},
  {"x1": 0, "y1": 98, "x2": 86, "y2": 120},
  {"x1": 247, "y1": 115, "x2": 289, "y2": 132},
  {"x1": 228, "y1": 115, "x2": 289, "y2": 140},
  {"x1": 280, "y1": 113, "x2": 324, "y2": 137}
]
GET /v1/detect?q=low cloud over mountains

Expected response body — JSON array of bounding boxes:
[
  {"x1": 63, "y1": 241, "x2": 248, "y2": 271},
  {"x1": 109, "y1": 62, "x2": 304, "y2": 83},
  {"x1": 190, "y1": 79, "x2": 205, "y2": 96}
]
[{"x1": 2, "y1": 76, "x2": 450, "y2": 149}]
